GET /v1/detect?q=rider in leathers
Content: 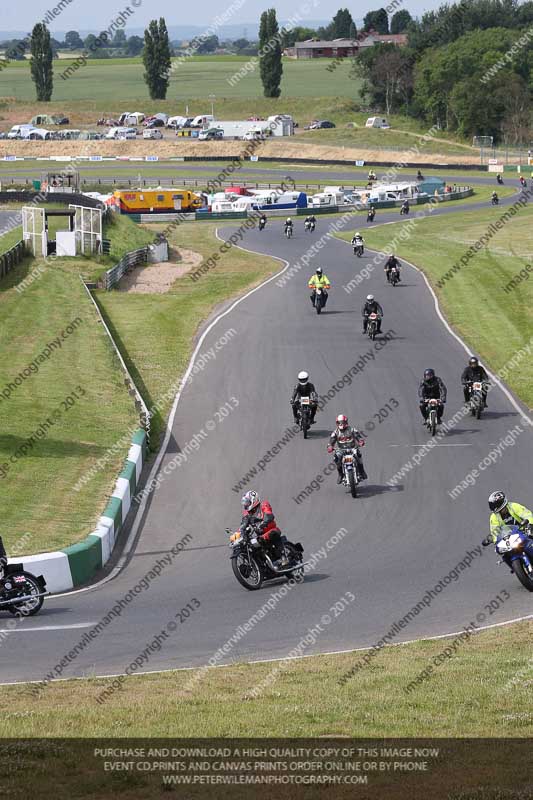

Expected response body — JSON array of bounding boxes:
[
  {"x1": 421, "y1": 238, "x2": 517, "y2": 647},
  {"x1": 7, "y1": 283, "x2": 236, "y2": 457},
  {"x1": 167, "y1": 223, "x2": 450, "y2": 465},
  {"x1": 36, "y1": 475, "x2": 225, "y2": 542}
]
[
  {"x1": 240, "y1": 490, "x2": 286, "y2": 565},
  {"x1": 290, "y1": 371, "x2": 318, "y2": 425},
  {"x1": 461, "y1": 356, "x2": 489, "y2": 407},
  {"x1": 362, "y1": 295, "x2": 383, "y2": 334},
  {"x1": 384, "y1": 254, "x2": 401, "y2": 283},
  {"x1": 418, "y1": 369, "x2": 447, "y2": 423},
  {"x1": 327, "y1": 414, "x2": 367, "y2": 484}
]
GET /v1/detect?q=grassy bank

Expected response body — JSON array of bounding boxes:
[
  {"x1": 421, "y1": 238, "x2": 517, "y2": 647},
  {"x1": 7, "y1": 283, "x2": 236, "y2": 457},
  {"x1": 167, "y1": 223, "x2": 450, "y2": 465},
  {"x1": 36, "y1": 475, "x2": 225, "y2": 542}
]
[
  {"x1": 2, "y1": 620, "x2": 531, "y2": 736},
  {"x1": 339, "y1": 202, "x2": 533, "y2": 406}
]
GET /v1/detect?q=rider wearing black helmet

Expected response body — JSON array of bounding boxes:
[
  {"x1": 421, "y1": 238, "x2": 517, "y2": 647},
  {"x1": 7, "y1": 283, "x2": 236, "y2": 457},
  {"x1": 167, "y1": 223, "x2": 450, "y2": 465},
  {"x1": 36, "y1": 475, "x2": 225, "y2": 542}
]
[
  {"x1": 418, "y1": 368, "x2": 447, "y2": 423},
  {"x1": 461, "y1": 356, "x2": 489, "y2": 407},
  {"x1": 482, "y1": 491, "x2": 533, "y2": 545}
]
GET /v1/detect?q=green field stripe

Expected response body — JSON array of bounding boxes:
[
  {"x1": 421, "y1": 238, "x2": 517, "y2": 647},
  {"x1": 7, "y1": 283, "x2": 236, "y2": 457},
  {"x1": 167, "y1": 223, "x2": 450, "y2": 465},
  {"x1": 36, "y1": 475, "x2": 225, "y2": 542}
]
[
  {"x1": 120, "y1": 459, "x2": 137, "y2": 496},
  {"x1": 63, "y1": 534, "x2": 102, "y2": 586},
  {"x1": 132, "y1": 428, "x2": 147, "y2": 454},
  {"x1": 103, "y1": 496, "x2": 122, "y2": 530}
]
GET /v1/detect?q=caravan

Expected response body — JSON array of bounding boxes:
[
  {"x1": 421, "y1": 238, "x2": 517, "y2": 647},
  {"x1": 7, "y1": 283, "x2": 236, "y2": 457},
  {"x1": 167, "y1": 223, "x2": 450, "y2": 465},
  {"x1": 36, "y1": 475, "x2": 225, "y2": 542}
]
[{"x1": 365, "y1": 116, "x2": 390, "y2": 129}]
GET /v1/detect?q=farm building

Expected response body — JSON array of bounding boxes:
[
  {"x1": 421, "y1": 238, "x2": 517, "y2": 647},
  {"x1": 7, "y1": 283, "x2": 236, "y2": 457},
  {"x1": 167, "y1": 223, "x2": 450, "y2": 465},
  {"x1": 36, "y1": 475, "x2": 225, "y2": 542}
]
[{"x1": 288, "y1": 33, "x2": 408, "y2": 59}]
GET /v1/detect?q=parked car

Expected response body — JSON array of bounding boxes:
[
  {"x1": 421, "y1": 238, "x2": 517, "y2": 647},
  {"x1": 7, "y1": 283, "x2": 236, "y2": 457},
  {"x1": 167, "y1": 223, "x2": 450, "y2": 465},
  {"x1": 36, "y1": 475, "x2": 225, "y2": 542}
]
[
  {"x1": 198, "y1": 128, "x2": 224, "y2": 140},
  {"x1": 0, "y1": 132, "x2": 7, "y2": 139},
  {"x1": 143, "y1": 129, "x2": 163, "y2": 139},
  {"x1": 144, "y1": 118, "x2": 165, "y2": 128},
  {"x1": 306, "y1": 120, "x2": 336, "y2": 130},
  {"x1": 28, "y1": 128, "x2": 52, "y2": 140}
]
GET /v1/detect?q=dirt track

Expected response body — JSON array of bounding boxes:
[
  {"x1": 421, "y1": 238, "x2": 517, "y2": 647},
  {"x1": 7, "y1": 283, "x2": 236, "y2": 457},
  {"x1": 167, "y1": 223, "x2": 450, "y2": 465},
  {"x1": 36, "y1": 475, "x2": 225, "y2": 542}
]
[{"x1": 0, "y1": 139, "x2": 488, "y2": 165}]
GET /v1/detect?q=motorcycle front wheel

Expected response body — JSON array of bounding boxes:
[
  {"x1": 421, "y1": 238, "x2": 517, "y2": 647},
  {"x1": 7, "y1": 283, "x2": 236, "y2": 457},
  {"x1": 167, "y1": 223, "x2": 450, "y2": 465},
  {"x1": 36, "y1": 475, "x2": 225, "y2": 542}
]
[
  {"x1": 348, "y1": 469, "x2": 357, "y2": 498},
  {"x1": 513, "y1": 559, "x2": 533, "y2": 592},
  {"x1": 6, "y1": 572, "x2": 44, "y2": 616},
  {"x1": 232, "y1": 554, "x2": 263, "y2": 591}
]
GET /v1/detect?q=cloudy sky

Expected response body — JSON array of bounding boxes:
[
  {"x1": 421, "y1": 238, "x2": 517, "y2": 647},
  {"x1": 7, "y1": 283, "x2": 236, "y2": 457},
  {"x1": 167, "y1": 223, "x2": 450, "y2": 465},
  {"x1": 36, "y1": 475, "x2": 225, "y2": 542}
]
[{"x1": 3, "y1": 0, "x2": 444, "y2": 33}]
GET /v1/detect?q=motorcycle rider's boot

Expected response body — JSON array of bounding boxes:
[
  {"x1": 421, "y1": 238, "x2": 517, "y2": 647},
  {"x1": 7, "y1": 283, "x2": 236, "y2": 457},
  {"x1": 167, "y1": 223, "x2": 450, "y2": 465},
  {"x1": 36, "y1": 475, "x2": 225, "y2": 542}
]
[
  {"x1": 358, "y1": 466, "x2": 368, "y2": 481},
  {"x1": 336, "y1": 468, "x2": 343, "y2": 484}
]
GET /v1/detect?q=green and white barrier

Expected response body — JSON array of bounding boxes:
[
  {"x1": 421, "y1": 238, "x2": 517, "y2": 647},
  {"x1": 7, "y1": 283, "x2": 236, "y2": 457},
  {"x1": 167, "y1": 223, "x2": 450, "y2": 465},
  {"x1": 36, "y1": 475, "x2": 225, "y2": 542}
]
[{"x1": 9, "y1": 429, "x2": 147, "y2": 593}]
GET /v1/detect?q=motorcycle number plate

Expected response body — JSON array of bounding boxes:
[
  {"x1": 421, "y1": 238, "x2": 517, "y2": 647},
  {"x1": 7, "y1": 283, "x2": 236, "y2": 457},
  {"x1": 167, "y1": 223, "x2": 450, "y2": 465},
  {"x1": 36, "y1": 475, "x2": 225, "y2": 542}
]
[
  {"x1": 473, "y1": 382, "x2": 483, "y2": 390},
  {"x1": 343, "y1": 455, "x2": 354, "y2": 463},
  {"x1": 300, "y1": 398, "x2": 310, "y2": 405}
]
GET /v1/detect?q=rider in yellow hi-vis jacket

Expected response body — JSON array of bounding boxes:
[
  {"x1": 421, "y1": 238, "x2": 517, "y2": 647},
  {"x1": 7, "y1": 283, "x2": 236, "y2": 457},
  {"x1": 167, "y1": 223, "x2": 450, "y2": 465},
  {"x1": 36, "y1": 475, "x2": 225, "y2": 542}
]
[
  {"x1": 308, "y1": 267, "x2": 331, "y2": 309},
  {"x1": 483, "y1": 491, "x2": 533, "y2": 545}
]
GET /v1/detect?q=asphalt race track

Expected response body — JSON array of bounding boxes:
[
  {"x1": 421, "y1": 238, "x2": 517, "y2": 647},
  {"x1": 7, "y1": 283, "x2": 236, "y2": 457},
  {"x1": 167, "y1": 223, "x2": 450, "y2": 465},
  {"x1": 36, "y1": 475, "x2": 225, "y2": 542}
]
[{"x1": 1, "y1": 178, "x2": 532, "y2": 686}]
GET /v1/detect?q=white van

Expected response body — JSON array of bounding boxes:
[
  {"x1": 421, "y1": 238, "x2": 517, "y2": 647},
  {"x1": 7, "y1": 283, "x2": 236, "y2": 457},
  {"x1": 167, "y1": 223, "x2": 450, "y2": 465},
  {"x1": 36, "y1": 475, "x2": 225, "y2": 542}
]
[
  {"x1": 8, "y1": 124, "x2": 34, "y2": 139},
  {"x1": 105, "y1": 127, "x2": 136, "y2": 140},
  {"x1": 191, "y1": 114, "x2": 214, "y2": 128},
  {"x1": 365, "y1": 116, "x2": 390, "y2": 129}
]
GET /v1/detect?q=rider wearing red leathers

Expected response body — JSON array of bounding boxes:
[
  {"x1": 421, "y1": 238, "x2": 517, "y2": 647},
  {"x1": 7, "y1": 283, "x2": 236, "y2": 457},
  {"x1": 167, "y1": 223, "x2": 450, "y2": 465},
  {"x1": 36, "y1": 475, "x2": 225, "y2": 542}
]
[
  {"x1": 327, "y1": 414, "x2": 368, "y2": 484},
  {"x1": 240, "y1": 490, "x2": 286, "y2": 566}
]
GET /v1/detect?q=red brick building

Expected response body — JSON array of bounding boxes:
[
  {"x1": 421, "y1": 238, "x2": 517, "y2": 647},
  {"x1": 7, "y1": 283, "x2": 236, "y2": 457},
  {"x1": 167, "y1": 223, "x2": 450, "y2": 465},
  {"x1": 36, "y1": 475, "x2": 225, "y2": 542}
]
[{"x1": 287, "y1": 34, "x2": 408, "y2": 59}]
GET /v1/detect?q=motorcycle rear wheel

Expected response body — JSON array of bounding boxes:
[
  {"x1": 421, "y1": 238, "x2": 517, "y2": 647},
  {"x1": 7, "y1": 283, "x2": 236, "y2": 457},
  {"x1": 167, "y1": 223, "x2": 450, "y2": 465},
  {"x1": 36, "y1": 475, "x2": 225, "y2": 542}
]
[
  {"x1": 513, "y1": 560, "x2": 533, "y2": 592},
  {"x1": 232, "y1": 555, "x2": 263, "y2": 591}
]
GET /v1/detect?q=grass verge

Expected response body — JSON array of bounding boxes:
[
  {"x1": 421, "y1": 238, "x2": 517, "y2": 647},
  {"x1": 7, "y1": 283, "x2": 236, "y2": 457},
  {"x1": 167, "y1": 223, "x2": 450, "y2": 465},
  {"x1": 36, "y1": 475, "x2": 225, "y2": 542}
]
[
  {"x1": 338, "y1": 201, "x2": 533, "y2": 406},
  {"x1": 1, "y1": 620, "x2": 531, "y2": 736}
]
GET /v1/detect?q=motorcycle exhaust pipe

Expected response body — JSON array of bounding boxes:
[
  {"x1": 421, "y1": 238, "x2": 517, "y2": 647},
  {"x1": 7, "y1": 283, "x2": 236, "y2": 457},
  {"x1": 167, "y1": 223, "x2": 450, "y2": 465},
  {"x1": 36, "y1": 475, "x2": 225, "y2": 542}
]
[
  {"x1": 0, "y1": 590, "x2": 49, "y2": 607},
  {"x1": 264, "y1": 554, "x2": 307, "y2": 574}
]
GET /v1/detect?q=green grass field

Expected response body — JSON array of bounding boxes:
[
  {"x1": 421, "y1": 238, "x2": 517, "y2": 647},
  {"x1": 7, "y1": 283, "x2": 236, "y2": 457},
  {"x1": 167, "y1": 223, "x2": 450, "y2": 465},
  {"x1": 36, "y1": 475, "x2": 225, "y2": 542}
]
[
  {"x1": 339, "y1": 202, "x2": 533, "y2": 406},
  {"x1": 0, "y1": 56, "x2": 360, "y2": 102},
  {"x1": 1, "y1": 620, "x2": 531, "y2": 738}
]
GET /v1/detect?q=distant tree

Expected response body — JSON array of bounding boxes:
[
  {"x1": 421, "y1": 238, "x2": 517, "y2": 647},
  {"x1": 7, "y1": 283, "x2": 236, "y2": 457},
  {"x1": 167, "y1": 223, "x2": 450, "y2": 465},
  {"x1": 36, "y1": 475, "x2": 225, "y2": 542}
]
[
  {"x1": 64, "y1": 30, "x2": 84, "y2": 49},
  {"x1": 50, "y1": 38, "x2": 62, "y2": 57},
  {"x1": 113, "y1": 29, "x2": 127, "y2": 48},
  {"x1": 355, "y1": 43, "x2": 414, "y2": 113},
  {"x1": 5, "y1": 39, "x2": 27, "y2": 60},
  {"x1": 331, "y1": 8, "x2": 355, "y2": 38},
  {"x1": 196, "y1": 34, "x2": 219, "y2": 53},
  {"x1": 390, "y1": 10, "x2": 413, "y2": 33},
  {"x1": 143, "y1": 18, "x2": 172, "y2": 99},
  {"x1": 126, "y1": 35, "x2": 144, "y2": 56},
  {"x1": 84, "y1": 34, "x2": 97, "y2": 50},
  {"x1": 30, "y1": 23, "x2": 53, "y2": 101},
  {"x1": 233, "y1": 37, "x2": 250, "y2": 50},
  {"x1": 259, "y1": 8, "x2": 283, "y2": 97},
  {"x1": 363, "y1": 9, "x2": 390, "y2": 34},
  {"x1": 280, "y1": 26, "x2": 316, "y2": 47}
]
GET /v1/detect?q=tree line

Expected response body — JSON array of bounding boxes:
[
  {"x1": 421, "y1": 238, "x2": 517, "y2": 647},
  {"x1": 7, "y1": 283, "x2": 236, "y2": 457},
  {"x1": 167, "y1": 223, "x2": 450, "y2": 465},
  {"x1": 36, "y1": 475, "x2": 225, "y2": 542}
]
[{"x1": 355, "y1": 0, "x2": 533, "y2": 143}]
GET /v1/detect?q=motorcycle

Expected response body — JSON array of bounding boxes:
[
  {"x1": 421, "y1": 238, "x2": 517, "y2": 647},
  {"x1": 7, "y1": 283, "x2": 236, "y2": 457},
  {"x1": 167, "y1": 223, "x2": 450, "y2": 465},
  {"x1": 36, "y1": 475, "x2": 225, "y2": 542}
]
[
  {"x1": 297, "y1": 396, "x2": 313, "y2": 439},
  {"x1": 367, "y1": 210, "x2": 375, "y2": 223},
  {"x1": 305, "y1": 220, "x2": 315, "y2": 232},
  {"x1": 353, "y1": 243, "x2": 364, "y2": 257},
  {"x1": 366, "y1": 311, "x2": 380, "y2": 340},
  {"x1": 0, "y1": 563, "x2": 48, "y2": 616},
  {"x1": 285, "y1": 226, "x2": 293, "y2": 239},
  {"x1": 492, "y1": 524, "x2": 533, "y2": 591},
  {"x1": 400, "y1": 203, "x2": 410, "y2": 215},
  {"x1": 425, "y1": 398, "x2": 442, "y2": 436},
  {"x1": 519, "y1": 176, "x2": 526, "y2": 188},
  {"x1": 227, "y1": 523, "x2": 305, "y2": 591},
  {"x1": 389, "y1": 266, "x2": 400, "y2": 286},
  {"x1": 313, "y1": 287, "x2": 326, "y2": 314},
  {"x1": 496, "y1": 175, "x2": 504, "y2": 185},
  {"x1": 416, "y1": 172, "x2": 424, "y2": 181},
  {"x1": 340, "y1": 447, "x2": 363, "y2": 498},
  {"x1": 491, "y1": 195, "x2": 499, "y2": 206},
  {"x1": 258, "y1": 218, "x2": 266, "y2": 231},
  {"x1": 466, "y1": 380, "x2": 485, "y2": 419}
]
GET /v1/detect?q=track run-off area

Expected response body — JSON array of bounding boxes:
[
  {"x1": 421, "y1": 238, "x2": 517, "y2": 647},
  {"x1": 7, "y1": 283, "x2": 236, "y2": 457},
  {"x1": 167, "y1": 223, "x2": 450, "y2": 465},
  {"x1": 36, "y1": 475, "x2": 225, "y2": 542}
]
[{"x1": 1, "y1": 172, "x2": 532, "y2": 687}]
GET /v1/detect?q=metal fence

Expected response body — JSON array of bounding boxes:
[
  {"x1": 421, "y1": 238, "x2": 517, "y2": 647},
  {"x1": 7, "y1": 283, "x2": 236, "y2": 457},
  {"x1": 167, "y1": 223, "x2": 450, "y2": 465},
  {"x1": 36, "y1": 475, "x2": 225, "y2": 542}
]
[
  {"x1": 100, "y1": 238, "x2": 168, "y2": 290},
  {"x1": 100, "y1": 247, "x2": 149, "y2": 290},
  {"x1": 0, "y1": 240, "x2": 26, "y2": 280}
]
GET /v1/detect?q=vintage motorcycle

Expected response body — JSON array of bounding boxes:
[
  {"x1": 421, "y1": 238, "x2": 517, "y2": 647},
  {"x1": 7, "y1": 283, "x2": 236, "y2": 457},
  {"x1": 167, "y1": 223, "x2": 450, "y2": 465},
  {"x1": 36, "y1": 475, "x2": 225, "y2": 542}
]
[{"x1": 227, "y1": 523, "x2": 305, "y2": 591}]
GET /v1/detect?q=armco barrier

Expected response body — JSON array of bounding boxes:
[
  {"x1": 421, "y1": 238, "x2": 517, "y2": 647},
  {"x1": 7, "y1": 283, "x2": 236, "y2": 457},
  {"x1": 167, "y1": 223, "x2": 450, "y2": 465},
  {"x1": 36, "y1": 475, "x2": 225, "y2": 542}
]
[
  {"x1": 8, "y1": 429, "x2": 148, "y2": 593},
  {"x1": 0, "y1": 240, "x2": 26, "y2": 280}
]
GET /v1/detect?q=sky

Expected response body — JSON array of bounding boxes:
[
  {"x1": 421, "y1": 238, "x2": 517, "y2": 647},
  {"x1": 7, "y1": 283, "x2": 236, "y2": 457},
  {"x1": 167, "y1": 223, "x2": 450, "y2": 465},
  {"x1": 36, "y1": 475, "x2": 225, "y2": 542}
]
[{"x1": 2, "y1": 0, "x2": 444, "y2": 34}]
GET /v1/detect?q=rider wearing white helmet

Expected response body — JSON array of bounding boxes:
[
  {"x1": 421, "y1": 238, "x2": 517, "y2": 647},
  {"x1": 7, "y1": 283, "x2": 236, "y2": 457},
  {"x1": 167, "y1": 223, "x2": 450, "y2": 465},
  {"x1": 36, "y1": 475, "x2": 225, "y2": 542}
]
[
  {"x1": 362, "y1": 294, "x2": 383, "y2": 334},
  {"x1": 290, "y1": 371, "x2": 318, "y2": 425}
]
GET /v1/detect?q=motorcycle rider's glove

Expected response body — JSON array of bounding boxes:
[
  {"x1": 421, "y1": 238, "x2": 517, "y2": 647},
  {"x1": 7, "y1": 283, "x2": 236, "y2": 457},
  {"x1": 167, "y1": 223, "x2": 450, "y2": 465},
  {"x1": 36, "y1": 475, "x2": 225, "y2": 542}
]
[
  {"x1": 327, "y1": 446, "x2": 334, "y2": 454},
  {"x1": 526, "y1": 524, "x2": 533, "y2": 539},
  {"x1": 481, "y1": 536, "x2": 493, "y2": 547}
]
